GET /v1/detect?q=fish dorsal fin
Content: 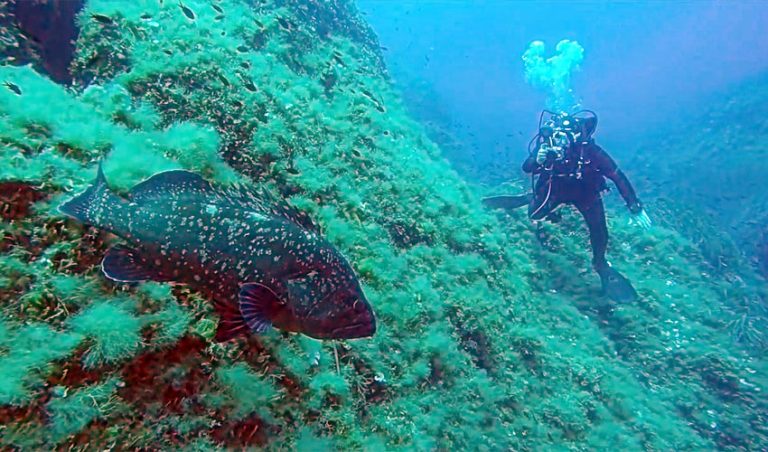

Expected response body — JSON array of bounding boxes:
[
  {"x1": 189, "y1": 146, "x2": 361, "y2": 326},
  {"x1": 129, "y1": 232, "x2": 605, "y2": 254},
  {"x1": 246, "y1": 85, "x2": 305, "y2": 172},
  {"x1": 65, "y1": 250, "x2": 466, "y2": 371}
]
[
  {"x1": 223, "y1": 184, "x2": 319, "y2": 233},
  {"x1": 269, "y1": 196, "x2": 319, "y2": 233},
  {"x1": 129, "y1": 170, "x2": 212, "y2": 203},
  {"x1": 59, "y1": 162, "x2": 110, "y2": 224},
  {"x1": 129, "y1": 170, "x2": 319, "y2": 232}
]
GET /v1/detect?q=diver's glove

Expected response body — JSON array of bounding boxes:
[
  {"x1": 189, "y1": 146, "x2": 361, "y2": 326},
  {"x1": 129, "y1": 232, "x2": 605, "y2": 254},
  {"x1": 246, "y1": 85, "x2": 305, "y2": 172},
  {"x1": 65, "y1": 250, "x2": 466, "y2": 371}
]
[
  {"x1": 628, "y1": 201, "x2": 652, "y2": 230},
  {"x1": 536, "y1": 145, "x2": 550, "y2": 164}
]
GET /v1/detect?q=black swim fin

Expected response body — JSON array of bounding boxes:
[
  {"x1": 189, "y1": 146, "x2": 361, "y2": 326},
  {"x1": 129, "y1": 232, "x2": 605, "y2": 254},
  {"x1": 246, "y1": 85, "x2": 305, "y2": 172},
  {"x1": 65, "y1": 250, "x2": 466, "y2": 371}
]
[
  {"x1": 597, "y1": 266, "x2": 638, "y2": 302},
  {"x1": 482, "y1": 193, "x2": 532, "y2": 211}
]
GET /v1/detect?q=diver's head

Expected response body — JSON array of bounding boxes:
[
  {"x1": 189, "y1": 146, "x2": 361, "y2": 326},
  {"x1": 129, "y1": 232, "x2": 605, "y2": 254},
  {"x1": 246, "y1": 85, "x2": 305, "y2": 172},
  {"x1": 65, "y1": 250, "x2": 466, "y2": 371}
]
[
  {"x1": 539, "y1": 112, "x2": 576, "y2": 139},
  {"x1": 538, "y1": 109, "x2": 597, "y2": 140},
  {"x1": 539, "y1": 123, "x2": 554, "y2": 139},
  {"x1": 531, "y1": 109, "x2": 598, "y2": 157},
  {"x1": 538, "y1": 112, "x2": 576, "y2": 156},
  {"x1": 571, "y1": 110, "x2": 598, "y2": 143}
]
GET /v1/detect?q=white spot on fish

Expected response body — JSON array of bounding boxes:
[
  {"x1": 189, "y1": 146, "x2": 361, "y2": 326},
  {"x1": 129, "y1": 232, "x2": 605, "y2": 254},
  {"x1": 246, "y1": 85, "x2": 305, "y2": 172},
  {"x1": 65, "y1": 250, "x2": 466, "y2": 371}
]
[{"x1": 247, "y1": 211, "x2": 268, "y2": 222}]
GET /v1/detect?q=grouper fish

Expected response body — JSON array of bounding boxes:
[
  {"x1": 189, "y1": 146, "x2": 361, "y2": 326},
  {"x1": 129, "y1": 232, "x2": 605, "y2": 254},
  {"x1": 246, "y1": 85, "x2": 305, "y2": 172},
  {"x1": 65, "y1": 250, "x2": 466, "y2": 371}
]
[{"x1": 59, "y1": 165, "x2": 376, "y2": 341}]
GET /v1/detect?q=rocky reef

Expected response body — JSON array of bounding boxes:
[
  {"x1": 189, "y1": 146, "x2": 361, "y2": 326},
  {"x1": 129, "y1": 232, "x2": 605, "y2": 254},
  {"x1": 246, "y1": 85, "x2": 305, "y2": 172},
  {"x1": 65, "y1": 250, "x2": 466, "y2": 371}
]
[
  {"x1": 0, "y1": 0, "x2": 766, "y2": 449},
  {"x1": 628, "y1": 76, "x2": 768, "y2": 278}
]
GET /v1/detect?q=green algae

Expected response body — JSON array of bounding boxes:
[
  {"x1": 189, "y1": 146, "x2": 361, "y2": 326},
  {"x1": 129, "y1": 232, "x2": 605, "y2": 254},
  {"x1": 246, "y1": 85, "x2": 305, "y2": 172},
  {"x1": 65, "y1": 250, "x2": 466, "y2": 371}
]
[
  {"x1": 46, "y1": 377, "x2": 123, "y2": 441},
  {"x1": 68, "y1": 299, "x2": 143, "y2": 368},
  {"x1": 216, "y1": 362, "x2": 281, "y2": 421},
  {"x1": 0, "y1": 0, "x2": 764, "y2": 449},
  {"x1": 0, "y1": 323, "x2": 83, "y2": 405}
]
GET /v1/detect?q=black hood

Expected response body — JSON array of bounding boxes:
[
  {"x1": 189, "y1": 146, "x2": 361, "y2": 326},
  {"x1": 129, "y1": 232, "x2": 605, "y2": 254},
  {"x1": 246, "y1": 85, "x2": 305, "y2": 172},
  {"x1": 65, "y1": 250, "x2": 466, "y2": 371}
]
[{"x1": 578, "y1": 116, "x2": 597, "y2": 140}]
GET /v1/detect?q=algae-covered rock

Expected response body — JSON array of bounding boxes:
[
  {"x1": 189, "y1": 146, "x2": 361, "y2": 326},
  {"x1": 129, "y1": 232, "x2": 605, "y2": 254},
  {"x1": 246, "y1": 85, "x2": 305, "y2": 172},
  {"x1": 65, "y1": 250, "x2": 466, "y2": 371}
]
[
  {"x1": 0, "y1": 0, "x2": 766, "y2": 450},
  {"x1": 627, "y1": 76, "x2": 768, "y2": 276}
]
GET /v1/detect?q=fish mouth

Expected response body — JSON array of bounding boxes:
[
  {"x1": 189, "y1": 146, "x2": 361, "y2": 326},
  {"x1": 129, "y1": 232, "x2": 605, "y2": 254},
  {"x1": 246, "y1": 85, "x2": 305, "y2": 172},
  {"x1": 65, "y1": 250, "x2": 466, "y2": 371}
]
[{"x1": 325, "y1": 319, "x2": 376, "y2": 339}]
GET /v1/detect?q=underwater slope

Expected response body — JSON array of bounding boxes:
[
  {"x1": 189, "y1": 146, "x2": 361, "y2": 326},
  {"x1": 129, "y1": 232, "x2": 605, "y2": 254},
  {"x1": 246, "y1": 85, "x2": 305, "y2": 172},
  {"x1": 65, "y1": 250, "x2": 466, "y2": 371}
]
[
  {"x1": 0, "y1": 0, "x2": 765, "y2": 449},
  {"x1": 627, "y1": 76, "x2": 768, "y2": 276}
]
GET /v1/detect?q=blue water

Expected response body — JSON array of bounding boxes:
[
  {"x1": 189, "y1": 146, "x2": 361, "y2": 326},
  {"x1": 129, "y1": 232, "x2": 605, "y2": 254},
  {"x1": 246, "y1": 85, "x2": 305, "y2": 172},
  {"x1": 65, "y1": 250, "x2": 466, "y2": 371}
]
[{"x1": 359, "y1": 1, "x2": 768, "y2": 175}]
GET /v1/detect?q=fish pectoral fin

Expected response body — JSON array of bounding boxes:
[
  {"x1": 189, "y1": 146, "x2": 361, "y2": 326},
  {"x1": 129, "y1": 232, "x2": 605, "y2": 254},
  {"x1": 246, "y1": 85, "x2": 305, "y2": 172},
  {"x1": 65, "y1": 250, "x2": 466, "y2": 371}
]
[
  {"x1": 238, "y1": 282, "x2": 281, "y2": 334},
  {"x1": 214, "y1": 306, "x2": 250, "y2": 342},
  {"x1": 101, "y1": 245, "x2": 165, "y2": 282}
]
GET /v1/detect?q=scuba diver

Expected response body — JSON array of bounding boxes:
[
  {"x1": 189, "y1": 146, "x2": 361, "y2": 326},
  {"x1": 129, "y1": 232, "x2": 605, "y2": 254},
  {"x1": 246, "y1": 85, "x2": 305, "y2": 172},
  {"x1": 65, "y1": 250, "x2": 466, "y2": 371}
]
[{"x1": 484, "y1": 110, "x2": 651, "y2": 301}]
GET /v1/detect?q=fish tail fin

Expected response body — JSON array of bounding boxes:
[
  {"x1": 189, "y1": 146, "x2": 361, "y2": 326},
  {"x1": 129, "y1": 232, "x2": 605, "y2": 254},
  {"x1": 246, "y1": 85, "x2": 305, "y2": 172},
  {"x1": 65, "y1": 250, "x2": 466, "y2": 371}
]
[{"x1": 59, "y1": 162, "x2": 113, "y2": 224}]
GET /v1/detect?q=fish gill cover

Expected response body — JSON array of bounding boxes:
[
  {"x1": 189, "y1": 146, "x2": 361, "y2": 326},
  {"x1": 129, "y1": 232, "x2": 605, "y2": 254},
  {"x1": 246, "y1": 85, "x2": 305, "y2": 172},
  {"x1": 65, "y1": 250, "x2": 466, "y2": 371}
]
[{"x1": 0, "y1": 0, "x2": 766, "y2": 450}]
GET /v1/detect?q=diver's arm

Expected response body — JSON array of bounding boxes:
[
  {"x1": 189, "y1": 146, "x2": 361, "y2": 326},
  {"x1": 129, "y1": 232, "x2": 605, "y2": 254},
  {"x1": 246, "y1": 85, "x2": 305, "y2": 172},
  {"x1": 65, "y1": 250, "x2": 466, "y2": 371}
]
[
  {"x1": 593, "y1": 146, "x2": 641, "y2": 212},
  {"x1": 522, "y1": 154, "x2": 541, "y2": 174},
  {"x1": 597, "y1": 147, "x2": 652, "y2": 229},
  {"x1": 523, "y1": 144, "x2": 551, "y2": 174},
  {"x1": 609, "y1": 169, "x2": 642, "y2": 213}
]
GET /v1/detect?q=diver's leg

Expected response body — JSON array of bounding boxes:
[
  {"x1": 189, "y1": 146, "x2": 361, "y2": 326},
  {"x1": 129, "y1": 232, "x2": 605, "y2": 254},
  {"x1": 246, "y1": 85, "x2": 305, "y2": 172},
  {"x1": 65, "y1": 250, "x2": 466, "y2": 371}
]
[
  {"x1": 575, "y1": 196, "x2": 608, "y2": 270},
  {"x1": 577, "y1": 196, "x2": 638, "y2": 301}
]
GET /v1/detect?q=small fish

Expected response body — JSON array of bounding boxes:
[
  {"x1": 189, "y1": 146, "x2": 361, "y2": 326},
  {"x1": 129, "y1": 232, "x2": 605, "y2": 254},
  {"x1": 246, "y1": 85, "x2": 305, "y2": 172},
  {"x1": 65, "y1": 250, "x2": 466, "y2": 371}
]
[
  {"x1": 91, "y1": 13, "x2": 114, "y2": 25},
  {"x1": 3, "y1": 81, "x2": 21, "y2": 95},
  {"x1": 276, "y1": 17, "x2": 292, "y2": 31},
  {"x1": 241, "y1": 77, "x2": 257, "y2": 92},
  {"x1": 360, "y1": 88, "x2": 386, "y2": 113},
  {"x1": 211, "y1": 3, "x2": 223, "y2": 14},
  {"x1": 84, "y1": 52, "x2": 105, "y2": 69},
  {"x1": 178, "y1": 1, "x2": 196, "y2": 20},
  {"x1": 332, "y1": 55, "x2": 346, "y2": 68},
  {"x1": 59, "y1": 166, "x2": 376, "y2": 341},
  {"x1": 217, "y1": 73, "x2": 231, "y2": 87},
  {"x1": 322, "y1": 70, "x2": 337, "y2": 93},
  {"x1": 236, "y1": 45, "x2": 249, "y2": 53}
]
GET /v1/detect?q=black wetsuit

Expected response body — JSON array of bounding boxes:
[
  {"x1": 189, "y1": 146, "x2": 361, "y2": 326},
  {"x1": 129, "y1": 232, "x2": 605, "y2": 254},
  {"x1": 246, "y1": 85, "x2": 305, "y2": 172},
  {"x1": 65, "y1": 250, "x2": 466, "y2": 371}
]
[{"x1": 522, "y1": 141, "x2": 641, "y2": 270}]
